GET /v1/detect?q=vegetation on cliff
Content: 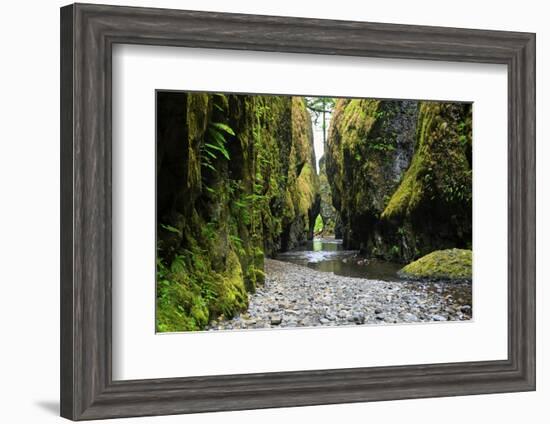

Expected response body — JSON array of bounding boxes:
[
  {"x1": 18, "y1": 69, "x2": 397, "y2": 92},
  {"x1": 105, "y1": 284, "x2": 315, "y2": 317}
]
[
  {"x1": 325, "y1": 99, "x2": 472, "y2": 263},
  {"x1": 316, "y1": 155, "x2": 338, "y2": 236},
  {"x1": 156, "y1": 91, "x2": 472, "y2": 332},
  {"x1": 325, "y1": 98, "x2": 419, "y2": 258},
  {"x1": 156, "y1": 92, "x2": 319, "y2": 332},
  {"x1": 398, "y1": 249, "x2": 472, "y2": 281}
]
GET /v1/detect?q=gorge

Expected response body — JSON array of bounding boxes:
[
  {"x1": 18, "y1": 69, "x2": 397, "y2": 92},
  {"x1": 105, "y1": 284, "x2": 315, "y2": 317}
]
[{"x1": 156, "y1": 92, "x2": 473, "y2": 332}]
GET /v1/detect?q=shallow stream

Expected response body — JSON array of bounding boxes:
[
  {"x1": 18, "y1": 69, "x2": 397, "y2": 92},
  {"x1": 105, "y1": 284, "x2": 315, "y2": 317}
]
[{"x1": 275, "y1": 237, "x2": 403, "y2": 281}]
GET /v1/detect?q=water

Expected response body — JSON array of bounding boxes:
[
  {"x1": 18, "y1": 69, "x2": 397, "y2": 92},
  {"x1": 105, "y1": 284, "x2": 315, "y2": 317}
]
[{"x1": 276, "y1": 238, "x2": 403, "y2": 281}]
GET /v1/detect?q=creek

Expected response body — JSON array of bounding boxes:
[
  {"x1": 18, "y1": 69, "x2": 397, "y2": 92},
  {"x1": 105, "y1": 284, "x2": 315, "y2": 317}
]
[{"x1": 275, "y1": 237, "x2": 403, "y2": 281}]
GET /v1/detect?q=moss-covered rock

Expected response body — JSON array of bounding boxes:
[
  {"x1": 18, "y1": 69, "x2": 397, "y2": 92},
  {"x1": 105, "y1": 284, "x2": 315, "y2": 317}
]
[
  {"x1": 317, "y1": 155, "x2": 338, "y2": 236},
  {"x1": 156, "y1": 92, "x2": 319, "y2": 332},
  {"x1": 398, "y1": 249, "x2": 472, "y2": 281},
  {"x1": 325, "y1": 98, "x2": 418, "y2": 258},
  {"x1": 381, "y1": 102, "x2": 472, "y2": 260},
  {"x1": 325, "y1": 99, "x2": 472, "y2": 263}
]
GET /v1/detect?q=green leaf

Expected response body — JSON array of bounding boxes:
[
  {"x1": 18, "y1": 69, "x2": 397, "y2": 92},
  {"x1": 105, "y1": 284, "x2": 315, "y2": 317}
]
[
  {"x1": 160, "y1": 223, "x2": 181, "y2": 235},
  {"x1": 203, "y1": 149, "x2": 217, "y2": 159},
  {"x1": 210, "y1": 122, "x2": 235, "y2": 136},
  {"x1": 202, "y1": 162, "x2": 216, "y2": 172},
  {"x1": 205, "y1": 143, "x2": 229, "y2": 160},
  {"x1": 234, "y1": 200, "x2": 247, "y2": 208},
  {"x1": 208, "y1": 127, "x2": 227, "y2": 146}
]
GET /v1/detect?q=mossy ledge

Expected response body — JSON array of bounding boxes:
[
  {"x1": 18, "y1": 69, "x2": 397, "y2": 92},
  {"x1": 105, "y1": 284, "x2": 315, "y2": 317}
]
[{"x1": 398, "y1": 249, "x2": 472, "y2": 282}]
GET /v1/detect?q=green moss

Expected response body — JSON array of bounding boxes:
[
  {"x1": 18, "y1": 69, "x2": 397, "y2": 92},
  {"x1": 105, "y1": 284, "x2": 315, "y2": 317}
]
[
  {"x1": 156, "y1": 92, "x2": 319, "y2": 332},
  {"x1": 186, "y1": 93, "x2": 210, "y2": 191},
  {"x1": 210, "y1": 249, "x2": 248, "y2": 319},
  {"x1": 399, "y1": 249, "x2": 472, "y2": 281},
  {"x1": 325, "y1": 99, "x2": 471, "y2": 262},
  {"x1": 382, "y1": 102, "x2": 472, "y2": 220},
  {"x1": 295, "y1": 162, "x2": 317, "y2": 217}
]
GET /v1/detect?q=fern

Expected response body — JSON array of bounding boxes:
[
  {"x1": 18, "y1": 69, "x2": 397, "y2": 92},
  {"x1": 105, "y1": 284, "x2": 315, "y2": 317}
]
[
  {"x1": 160, "y1": 223, "x2": 181, "y2": 235},
  {"x1": 210, "y1": 122, "x2": 235, "y2": 136},
  {"x1": 200, "y1": 121, "x2": 235, "y2": 179}
]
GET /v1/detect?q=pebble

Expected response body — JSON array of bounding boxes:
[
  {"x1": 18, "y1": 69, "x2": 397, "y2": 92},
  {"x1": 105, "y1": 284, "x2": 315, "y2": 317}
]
[
  {"x1": 432, "y1": 314, "x2": 447, "y2": 321},
  {"x1": 270, "y1": 315, "x2": 282, "y2": 325},
  {"x1": 402, "y1": 313, "x2": 419, "y2": 322},
  {"x1": 207, "y1": 259, "x2": 472, "y2": 331},
  {"x1": 338, "y1": 310, "x2": 349, "y2": 318}
]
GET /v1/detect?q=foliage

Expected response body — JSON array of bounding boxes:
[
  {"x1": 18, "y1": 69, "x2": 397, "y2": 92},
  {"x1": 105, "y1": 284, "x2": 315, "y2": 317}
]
[
  {"x1": 305, "y1": 97, "x2": 335, "y2": 147},
  {"x1": 313, "y1": 215, "x2": 324, "y2": 234},
  {"x1": 156, "y1": 93, "x2": 320, "y2": 332},
  {"x1": 200, "y1": 120, "x2": 235, "y2": 173},
  {"x1": 382, "y1": 102, "x2": 472, "y2": 219}
]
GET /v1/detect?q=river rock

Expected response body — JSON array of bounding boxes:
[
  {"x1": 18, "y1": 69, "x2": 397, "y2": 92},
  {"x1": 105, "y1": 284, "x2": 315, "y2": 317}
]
[
  {"x1": 460, "y1": 305, "x2": 472, "y2": 313},
  {"x1": 270, "y1": 315, "x2": 282, "y2": 325},
  {"x1": 338, "y1": 309, "x2": 349, "y2": 319},
  {"x1": 402, "y1": 313, "x2": 418, "y2": 322},
  {"x1": 431, "y1": 314, "x2": 447, "y2": 321},
  {"x1": 207, "y1": 259, "x2": 472, "y2": 331}
]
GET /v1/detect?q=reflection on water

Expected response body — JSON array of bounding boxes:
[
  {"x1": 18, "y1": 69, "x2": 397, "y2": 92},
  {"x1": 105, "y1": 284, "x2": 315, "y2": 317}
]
[{"x1": 276, "y1": 238, "x2": 403, "y2": 281}]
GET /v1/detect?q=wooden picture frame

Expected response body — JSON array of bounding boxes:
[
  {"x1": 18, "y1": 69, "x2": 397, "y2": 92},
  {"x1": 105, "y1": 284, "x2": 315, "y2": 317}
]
[{"x1": 60, "y1": 3, "x2": 536, "y2": 420}]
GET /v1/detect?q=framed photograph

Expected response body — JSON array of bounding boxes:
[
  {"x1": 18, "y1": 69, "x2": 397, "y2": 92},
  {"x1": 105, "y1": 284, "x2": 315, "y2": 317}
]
[{"x1": 60, "y1": 3, "x2": 535, "y2": 420}]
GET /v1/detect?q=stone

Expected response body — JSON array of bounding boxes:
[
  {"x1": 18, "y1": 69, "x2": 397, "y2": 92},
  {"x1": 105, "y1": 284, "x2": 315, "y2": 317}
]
[
  {"x1": 432, "y1": 314, "x2": 447, "y2": 321},
  {"x1": 338, "y1": 310, "x2": 349, "y2": 319},
  {"x1": 270, "y1": 315, "x2": 282, "y2": 325},
  {"x1": 352, "y1": 312, "x2": 366, "y2": 324},
  {"x1": 402, "y1": 313, "x2": 418, "y2": 322}
]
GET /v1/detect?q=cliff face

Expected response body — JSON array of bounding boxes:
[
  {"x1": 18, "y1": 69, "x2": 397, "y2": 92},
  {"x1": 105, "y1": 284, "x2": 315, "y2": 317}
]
[
  {"x1": 326, "y1": 99, "x2": 419, "y2": 257},
  {"x1": 381, "y1": 102, "x2": 473, "y2": 259},
  {"x1": 156, "y1": 92, "x2": 319, "y2": 332},
  {"x1": 318, "y1": 155, "x2": 338, "y2": 236},
  {"x1": 325, "y1": 99, "x2": 471, "y2": 262}
]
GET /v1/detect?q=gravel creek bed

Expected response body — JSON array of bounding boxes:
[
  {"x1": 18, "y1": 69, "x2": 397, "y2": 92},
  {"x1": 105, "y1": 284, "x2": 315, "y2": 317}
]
[{"x1": 207, "y1": 259, "x2": 472, "y2": 331}]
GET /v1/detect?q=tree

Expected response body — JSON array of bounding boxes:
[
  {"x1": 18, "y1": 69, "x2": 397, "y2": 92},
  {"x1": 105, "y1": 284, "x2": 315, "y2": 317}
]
[{"x1": 305, "y1": 97, "x2": 335, "y2": 149}]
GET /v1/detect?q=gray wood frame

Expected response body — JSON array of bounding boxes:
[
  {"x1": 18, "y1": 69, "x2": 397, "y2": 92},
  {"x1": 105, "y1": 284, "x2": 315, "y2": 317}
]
[{"x1": 60, "y1": 3, "x2": 536, "y2": 420}]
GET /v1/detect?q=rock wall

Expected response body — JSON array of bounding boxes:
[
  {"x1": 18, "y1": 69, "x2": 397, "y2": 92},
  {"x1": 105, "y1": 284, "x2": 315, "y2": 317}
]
[
  {"x1": 318, "y1": 155, "x2": 339, "y2": 236},
  {"x1": 326, "y1": 99, "x2": 471, "y2": 262},
  {"x1": 156, "y1": 92, "x2": 319, "y2": 331}
]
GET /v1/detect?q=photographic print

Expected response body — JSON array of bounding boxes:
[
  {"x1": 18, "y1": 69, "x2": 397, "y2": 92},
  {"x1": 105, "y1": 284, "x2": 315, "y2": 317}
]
[{"x1": 156, "y1": 92, "x2": 472, "y2": 333}]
